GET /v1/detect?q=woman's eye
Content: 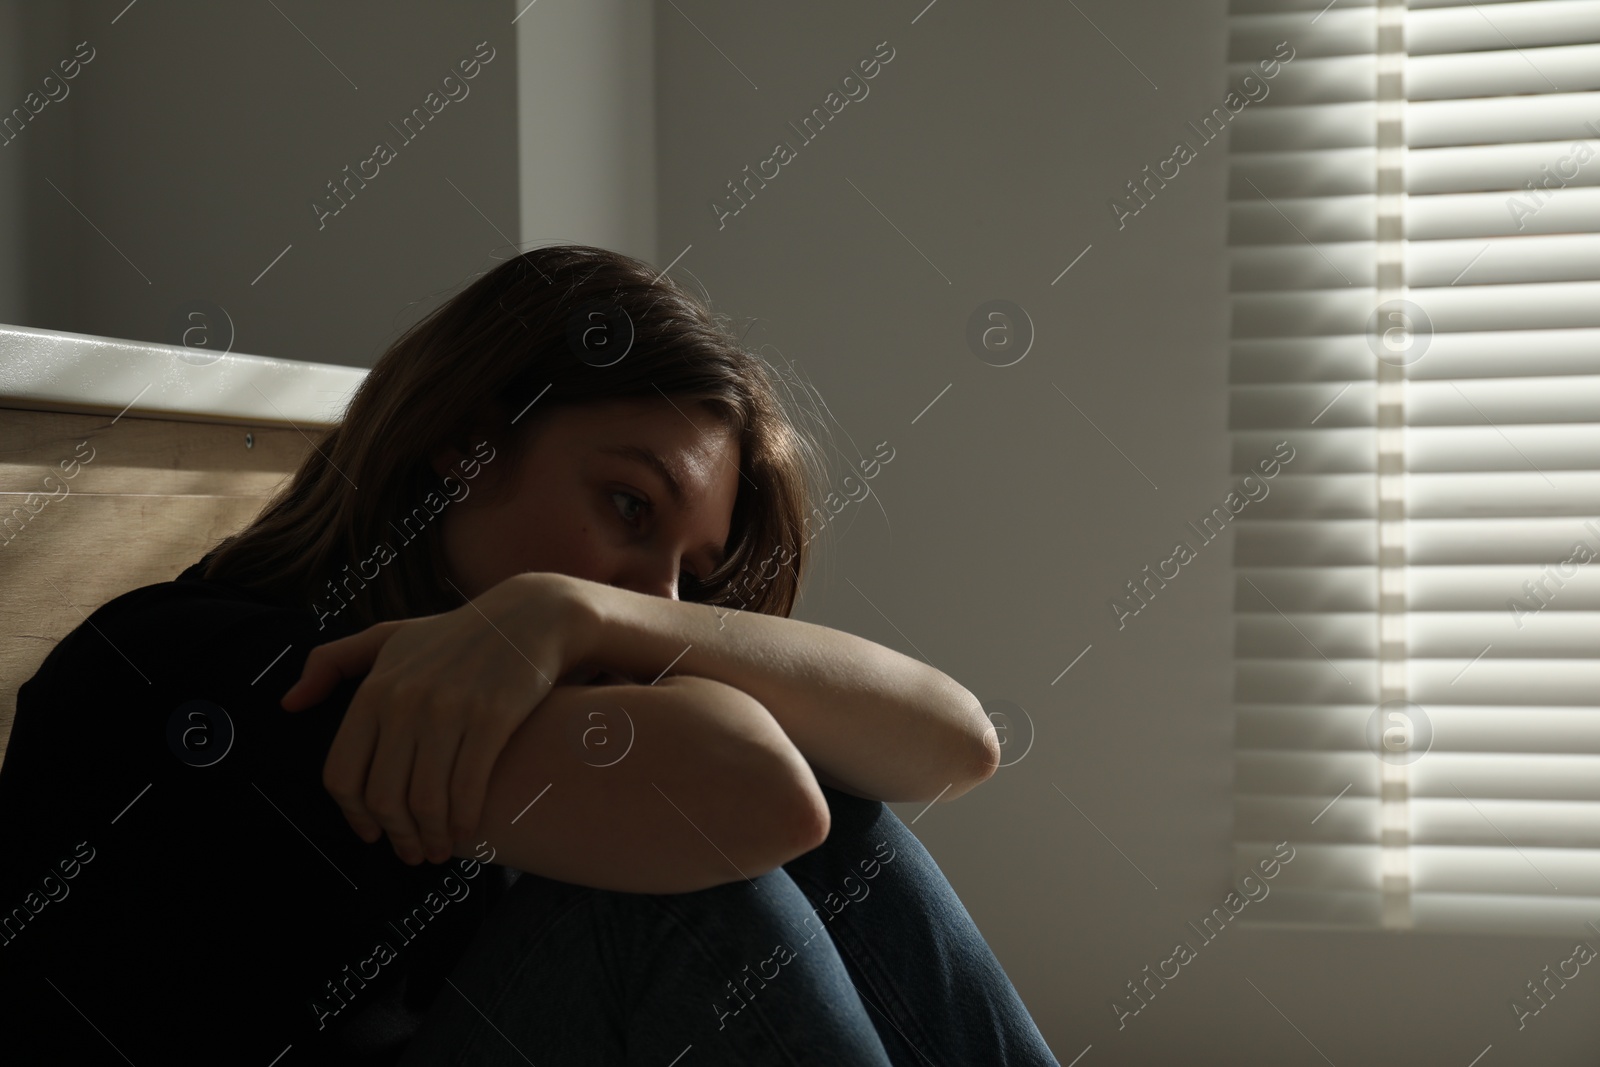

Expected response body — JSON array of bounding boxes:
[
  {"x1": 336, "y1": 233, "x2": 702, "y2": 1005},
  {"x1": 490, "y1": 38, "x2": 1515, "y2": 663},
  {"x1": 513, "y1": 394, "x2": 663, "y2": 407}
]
[
  {"x1": 612, "y1": 490, "x2": 706, "y2": 591},
  {"x1": 611, "y1": 490, "x2": 646, "y2": 524}
]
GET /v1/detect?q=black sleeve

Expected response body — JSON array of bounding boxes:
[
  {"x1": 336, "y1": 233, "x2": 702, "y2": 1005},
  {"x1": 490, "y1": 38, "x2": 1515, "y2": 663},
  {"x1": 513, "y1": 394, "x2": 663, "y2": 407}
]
[{"x1": 0, "y1": 589, "x2": 507, "y2": 1067}]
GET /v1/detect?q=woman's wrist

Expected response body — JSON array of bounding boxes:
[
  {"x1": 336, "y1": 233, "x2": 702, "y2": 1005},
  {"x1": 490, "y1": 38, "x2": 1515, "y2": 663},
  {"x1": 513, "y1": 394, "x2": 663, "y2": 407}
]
[
  {"x1": 552, "y1": 575, "x2": 720, "y2": 687},
  {"x1": 483, "y1": 570, "x2": 608, "y2": 686},
  {"x1": 541, "y1": 569, "x2": 611, "y2": 684}
]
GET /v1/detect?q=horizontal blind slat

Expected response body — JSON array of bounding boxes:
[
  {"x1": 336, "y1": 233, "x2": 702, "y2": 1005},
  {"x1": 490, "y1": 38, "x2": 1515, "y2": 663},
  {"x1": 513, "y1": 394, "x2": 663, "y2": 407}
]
[
  {"x1": 1230, "y1": 330, "x2": 1600, "y2": 382},
  {"x1": 1230, "y1": 141, "x2": 1600, "y2": 198},
  {"x1": 1229, "y1": 188, "x2": 1600, "y2": 242},
  {"x1": 1232, "y1": 234, "x2": 1600, "y2": 291}
]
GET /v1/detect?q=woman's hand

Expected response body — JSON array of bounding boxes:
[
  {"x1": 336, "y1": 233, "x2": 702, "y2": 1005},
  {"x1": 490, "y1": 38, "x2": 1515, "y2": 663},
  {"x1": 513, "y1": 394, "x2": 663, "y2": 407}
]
[{"x1": 278, "y1": 571, "x2": 597, "y2": 866}]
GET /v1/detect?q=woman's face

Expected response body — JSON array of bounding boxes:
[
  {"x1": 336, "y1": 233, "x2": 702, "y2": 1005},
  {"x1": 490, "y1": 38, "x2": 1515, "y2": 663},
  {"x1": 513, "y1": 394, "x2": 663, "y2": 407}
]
[{"x1": 432, "y1": 396, "x2": 741, "y2": 604}]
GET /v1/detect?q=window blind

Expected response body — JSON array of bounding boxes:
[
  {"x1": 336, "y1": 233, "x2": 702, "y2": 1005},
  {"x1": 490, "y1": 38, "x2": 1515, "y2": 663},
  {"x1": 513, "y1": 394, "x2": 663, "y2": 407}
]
[{"x1": 1228, "y1": 0, "x2": 1600, "y2": 935}]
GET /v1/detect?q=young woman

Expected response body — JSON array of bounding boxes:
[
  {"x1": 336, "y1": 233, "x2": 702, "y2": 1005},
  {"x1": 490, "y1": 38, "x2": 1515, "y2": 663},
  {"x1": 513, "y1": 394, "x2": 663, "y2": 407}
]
[{"x1": 0, "y1": 245, "x2": 1060, "y2": 1065}]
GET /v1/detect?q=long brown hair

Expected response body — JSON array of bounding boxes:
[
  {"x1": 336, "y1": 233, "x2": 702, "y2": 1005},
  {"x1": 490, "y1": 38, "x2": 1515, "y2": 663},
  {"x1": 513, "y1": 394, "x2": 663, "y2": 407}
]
[{"x1": 203, "y1": 244, "x2": 833, "y2": 631}]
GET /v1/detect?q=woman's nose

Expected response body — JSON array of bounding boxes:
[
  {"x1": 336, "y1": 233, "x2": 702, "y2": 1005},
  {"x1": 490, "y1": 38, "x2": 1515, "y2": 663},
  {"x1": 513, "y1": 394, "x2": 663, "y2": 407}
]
[{"x1": 611, "y1": 563, "x2": 682, "y2": 602}]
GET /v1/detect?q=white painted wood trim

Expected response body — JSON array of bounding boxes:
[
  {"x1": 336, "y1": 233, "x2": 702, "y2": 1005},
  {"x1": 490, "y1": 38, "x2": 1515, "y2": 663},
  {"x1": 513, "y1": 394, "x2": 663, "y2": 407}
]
[{"x1": 0, "y1": 322, "x2": 366, "y2": 428}]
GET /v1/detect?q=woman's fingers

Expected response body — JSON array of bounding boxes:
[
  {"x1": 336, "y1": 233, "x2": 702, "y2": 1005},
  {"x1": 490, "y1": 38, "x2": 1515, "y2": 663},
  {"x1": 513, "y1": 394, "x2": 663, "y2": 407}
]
[
  {"x1": 410, "y1": 717, "x2": 465, "y2": 863},
  {"x1": 365, "y1": 721, "x2": 426, "y2": 865},
  {"x1": 449, "y1": 710, "x2": 522, "y2": 843},
  {"x1": 321, "y1": 703, "x2": 384, "y2": 845},
  {"x1": 287, "y1": 586, "x2": 577, "y2": 865},
  {"x1": 281, "y1": 621, "x2": 402, "y2": 711}
]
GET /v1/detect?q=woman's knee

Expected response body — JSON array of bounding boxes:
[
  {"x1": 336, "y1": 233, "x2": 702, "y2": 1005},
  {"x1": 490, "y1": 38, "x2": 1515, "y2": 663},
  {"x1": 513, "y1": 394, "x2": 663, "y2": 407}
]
[
  {"x1": 638, "y1": 863, "x2": 824, "y2": 953},
  {"x1": 622, "y1": 868, "x2": 891, "y2": 1061},
  {"x1": 793, "y1": 784, "x2": 910, "y2": 870},
  {"x1": 816, "y1": 782, "x2": 890, "y2": 834}
]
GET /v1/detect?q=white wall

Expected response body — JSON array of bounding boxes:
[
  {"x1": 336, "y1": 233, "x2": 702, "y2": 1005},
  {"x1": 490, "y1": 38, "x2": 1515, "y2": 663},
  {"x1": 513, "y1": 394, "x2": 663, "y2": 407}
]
[
  {"x1": 0, "y1": 0, "x2": 26, "y2": 324},
  {"x1": 0, "y1": 0, "x2": 74, "y2": 335},
  {"x1": 0, "y1": 0, "x2": 520, "y2": 369},
  {"x1": 0, "y1": 0, "x2": 656, "y2": 367},
  {"x1": 516, "y1": 0, "x2": 655, "y2": 264},
  {"x1": 655, "y1": 2, "x2": 1600, "y2": 1064}
]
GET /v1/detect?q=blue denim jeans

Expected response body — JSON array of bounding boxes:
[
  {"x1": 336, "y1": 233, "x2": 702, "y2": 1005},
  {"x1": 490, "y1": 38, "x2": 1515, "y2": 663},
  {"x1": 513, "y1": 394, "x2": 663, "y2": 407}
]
[{"x1": 398, "y1": 783, "x2": 1061, "y2": 1066}]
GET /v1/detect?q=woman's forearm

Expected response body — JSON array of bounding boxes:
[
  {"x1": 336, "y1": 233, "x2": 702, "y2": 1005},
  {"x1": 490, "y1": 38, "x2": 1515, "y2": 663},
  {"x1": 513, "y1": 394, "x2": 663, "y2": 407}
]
[{"x1": 560, "y1": 574, "x2": 1000, "y2": 803}]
